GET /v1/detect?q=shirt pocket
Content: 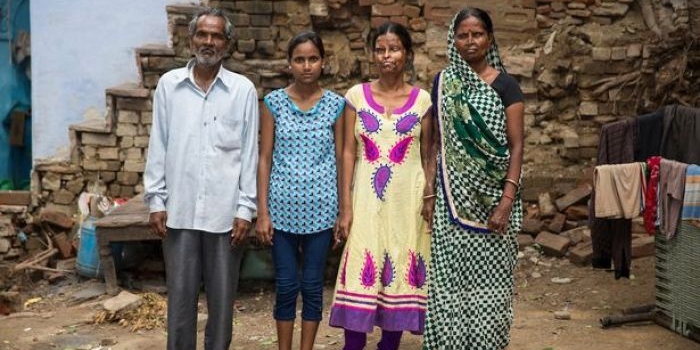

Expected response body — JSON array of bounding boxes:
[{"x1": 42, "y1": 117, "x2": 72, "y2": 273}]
[{"x1": 213, "y1": 115, "x2": 242, "y2": 151}]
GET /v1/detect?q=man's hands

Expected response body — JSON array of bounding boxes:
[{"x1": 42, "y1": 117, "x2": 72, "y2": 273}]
[
  {"x1": 149, "y1": 211, "x2": 168, "y2": 238},
  {"x1": 231, "y1": 218, "x2": 252, "y2": 247}
]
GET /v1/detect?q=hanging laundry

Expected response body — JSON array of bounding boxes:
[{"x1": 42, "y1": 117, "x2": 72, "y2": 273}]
[
  {"x1": 681, "y1": 164, "x2": 700, "y2": 225},
  {"x1": 594, "y1": 163, "x2": 646, "y2": 219},
  {"x1": 659, "y1": 158, "x2": 687, "y2": 239}
]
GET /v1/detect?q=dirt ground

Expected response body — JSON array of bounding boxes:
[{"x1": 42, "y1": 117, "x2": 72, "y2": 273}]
[{"x1": 1, "y1": 254, "x2": 699, "y2": 350}]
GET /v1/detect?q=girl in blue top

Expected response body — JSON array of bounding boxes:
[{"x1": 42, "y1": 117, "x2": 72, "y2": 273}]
[{"x1": 256, "y1": 31, "x2": 345, "y2": 350}]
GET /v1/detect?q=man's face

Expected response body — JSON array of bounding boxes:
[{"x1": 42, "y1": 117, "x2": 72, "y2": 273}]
[{"x1": 190, "y1": 15, "x2": 229, "y2": 66}]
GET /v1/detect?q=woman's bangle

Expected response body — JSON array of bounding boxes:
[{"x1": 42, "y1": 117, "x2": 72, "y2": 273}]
[
  {"x1": 423, "y1": 194, "x2": 436, "y2": 199},
  {"x1": 504, "y1": 178, "x2": 519, "y2": 189},
  {"x1": 501, "y1": 193, "x2": 515, "y2": 201}
]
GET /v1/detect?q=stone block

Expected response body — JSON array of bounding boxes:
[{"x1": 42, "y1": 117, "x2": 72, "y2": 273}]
[
  {"x1": 119, "y1": 186, "x2": 136, "y2": 198},
  {"x1": 53, "y1": 189, "x2": 76, "y2": 205},
  {"x1": 65, "y1": 178, "x2": 85, "y2": 194},
  {"x1": 124, "y1": 148, "x2": 143, "y2": 160},
  {"x1": 108, "y1": 184, "x2": 121, "y2": 198},
  {"x1": 102, "y1": 291, "x2": 143, "y2": 313},
  {"x1": 117, "y1": 172, "x2": 141, "y2": 186},
  {"x1": 560, "y1": 226, "x2": 590, "y2": 245},
  {"x1": 538, "y1": 192, "x2": 558, "y2": 217},
  {"x1": 548, "y1": 213, "x2": 568, "y2": 233},
  {"x1": 231, "y1": 13, "x2": 250, "y2": 26},
  {"x1": 123, "y1": 160, "x2": 146, "y2": 173},
  {"x1": 358, "y1": 0, "x2": 374, "y2": 5},
  {"x1": 535, "y1": 231, "x2": 572, "y2": 257},
  {"x1": 237, "y1": 39, "x2": 256, "y2": 53},
  {"x1": 555, "y1": 183, "x2": 592, "y2": 211},
  {"x1": 83, "y1": 146, "x2": 97, "y2": 158},
  {"x1": 116, "y1": 123, "x2": 138, "y2": 137},
  {"x1": 522, "y1": 218, "x2": 545, "y2": 235},
  {"x1": 82, "y1": 133, "x2": 117, "y2": 147},
  {"x1": 568, "y1": 241, "x2": 593, "y2": 265},
  {"x1": 40, "y1": 209, "x2": 75, "y2": 230},
  {"x1": 134, "y1": 136, "x2": 150, "y2": 148},
  {"x1": 389, "y1": 16, "x2": 408, "y2": 27},
  {"x1": 234, "y1": 1, "x2": 273, "y2": 14},
  {"x1": 591, "y1": 3, "x2": 628, "y2": 16},
  {"x1": 404, "y1": 5, "x2": 421, "y2": 18},
  {"x1": 141, "y1": 112, "x2": 153, "y2": 124},
  {"x1": 249, "y1": 15, "x2": 272, "y2": 27},
  {"x1": 627, "y1": 43, "x2": 642, "y2": 58},
  {"x1": 566, "y1": 9, "x2": 591, "y2": 17},
  {"x1": 578, "y1": 101, "x2": 598, "y2": 116},
  {"x1": 564, "y1": 204, "x2": 589, "y2": 221},
  {"x1": 117, "y1": 111, "x2": 140, "y2": 124},
  {"x1": 0, "y1": 238, "x2": 10, "y2": 254},
  {"x1": 517, "y1": 234, "x2": 535, "y2": 250},
  {"x1": 610, "y1": 46, "x2": 627, "y2": 61},
  {"x1": 371, "y1": 16, "x2": 390, "y2": 28},
  {"x1": 372, "y1": 3, "x2": 403, "y2": 16},
  {"x1": 257, "y1": 40, "x2": 276, "y2": 56},
  {"x1": 41, "y1": 172, "x2": 62, "y2": 192},
  {"x1": 120, "y1": 136, "x2": 134, "y2": 148},
  {"x1": 631, "y1": 235, "x2": 655, "y2": 258},
  {"x1": 503, "y1": 54, "x2": 536, "y2": 78},
  {"x1": 98, "y1": 147, "x2": 120, "y2": 160},
  {"x1": 116, "y1": 97, "x2": 152, "y2": 111},
  {"x1": 592, "y1": 47, "x2": 611, "y2": 61},
  {"x1": 408, "y1": 17, "x2": 427, "y2": 31}
]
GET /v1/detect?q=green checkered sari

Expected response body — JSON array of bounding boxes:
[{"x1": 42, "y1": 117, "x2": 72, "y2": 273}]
[
  {"x1": 436, "y1": 24, "x2": 512, "y2": 232},
  {"x1": 423, "y1": 12, "x2": 523, "y2": 350}
]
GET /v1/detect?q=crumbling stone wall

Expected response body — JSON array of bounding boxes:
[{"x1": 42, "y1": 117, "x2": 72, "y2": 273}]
[{"x1": 31, "y1": 0, "x2": 700, "y2": 215}]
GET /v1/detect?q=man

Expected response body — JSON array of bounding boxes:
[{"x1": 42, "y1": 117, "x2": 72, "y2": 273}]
[{"x1": 143, "y1": 8, "x2": 258, "y2": 350}]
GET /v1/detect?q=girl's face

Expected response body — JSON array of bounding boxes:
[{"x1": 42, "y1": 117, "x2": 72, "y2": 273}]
[
  {"x1": 373, "y1": 32, "x2": 408, "y2": 76},
  {"x1": 454, "y1": 16, "x2": 491, "y2": 64},
  {"x1": 289, "y1": 41, "x2": 324, "y2": 84}
]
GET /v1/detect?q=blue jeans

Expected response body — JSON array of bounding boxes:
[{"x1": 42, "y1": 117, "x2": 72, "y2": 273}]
[{"x1": 271, "y1": 228, "x2": 332, "y2": 321}]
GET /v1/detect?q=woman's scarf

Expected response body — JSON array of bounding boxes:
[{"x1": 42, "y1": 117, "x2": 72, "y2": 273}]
[{"x1": 436, "y1": 13, "x2": 513, "y2": 232}]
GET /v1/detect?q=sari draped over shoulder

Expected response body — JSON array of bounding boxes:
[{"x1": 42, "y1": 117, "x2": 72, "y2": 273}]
[{"x1": 436, "y1": 40, "x2": 520, "y2": 234}]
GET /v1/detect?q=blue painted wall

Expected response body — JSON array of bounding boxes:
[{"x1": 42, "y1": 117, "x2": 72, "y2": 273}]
[
  {"x1": 30, "y1": 0, "x2": 175, "y2": 160},
  {"x1": 0, "y1": 0, "x2": 31, "y2": 189}
]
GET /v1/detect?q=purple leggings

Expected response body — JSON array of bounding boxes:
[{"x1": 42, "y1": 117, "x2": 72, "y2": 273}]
[{"x1": 343, "y1": 329, "x2": 403, "y2": 350}]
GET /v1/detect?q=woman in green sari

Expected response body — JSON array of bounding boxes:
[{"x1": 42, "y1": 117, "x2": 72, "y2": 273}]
[{"x1": 423, "y1": 7, "x2": 524, "y2": 350}]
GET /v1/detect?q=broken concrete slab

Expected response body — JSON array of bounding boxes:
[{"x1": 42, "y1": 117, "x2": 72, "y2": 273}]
[{"x1": 102, "y1": 291, "x2": 142, "y2": 313}]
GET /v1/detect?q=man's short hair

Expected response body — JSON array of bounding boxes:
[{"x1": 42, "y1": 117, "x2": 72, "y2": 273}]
[{"x1": 188, "y1": 8, "x2": 233, "y2": 40}]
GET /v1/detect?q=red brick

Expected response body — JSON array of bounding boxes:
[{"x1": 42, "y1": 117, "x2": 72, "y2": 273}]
[
  {"x1": 0, "y1": 191, "x2": 31, "y2": 206},
  {"x1": 358, "y1": 0, "x2": 375, "y2": 6},
  {"x1": 535, "y1": 231, "x2": 572, "y2": 257}
]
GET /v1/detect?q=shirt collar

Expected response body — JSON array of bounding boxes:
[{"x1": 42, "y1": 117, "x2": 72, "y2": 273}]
[{"x1": 179, "y1": 59, "x2": 233, "y2": 91}]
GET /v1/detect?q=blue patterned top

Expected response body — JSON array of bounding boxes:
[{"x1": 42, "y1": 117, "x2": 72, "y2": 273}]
[{"x1": 264, "y1": 89, "x2": 345, "y2": 234}]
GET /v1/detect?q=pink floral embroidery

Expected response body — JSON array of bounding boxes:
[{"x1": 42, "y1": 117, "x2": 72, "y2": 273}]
[
  {"x1": 406, "y1": 250, "x2": 427, "y2": 289},
  {"x1": 360, "y1": 250, "x2": 377, "y2": 288},
  {"x1": 360, "y1": 134, "x2": 380, "y2": 162},
  {"x1": 381, "y1": 252, "x2": 395, "y2": 287},
  {"x1": 359, "y1": 110, "x2": 381, "y2": 133},
  {"x1": 389, "y1": 136, "x2": 413, "y2": 164},
  {"x1": 395, "y1": 113, "x2": 419, "y2": 134},
  {"x1": 372, "y1": 165, "x2": 392, "y2": 201}
]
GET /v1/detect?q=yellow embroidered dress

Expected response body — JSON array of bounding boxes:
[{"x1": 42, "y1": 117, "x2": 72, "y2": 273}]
[{"x1": 329, "y1": 83, "x2": 432, "y2": 334}]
